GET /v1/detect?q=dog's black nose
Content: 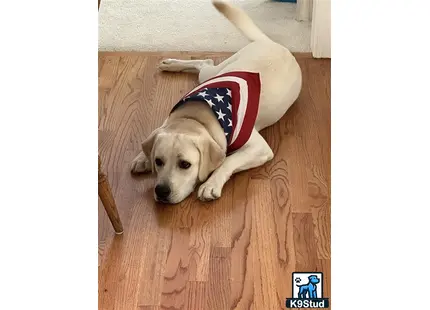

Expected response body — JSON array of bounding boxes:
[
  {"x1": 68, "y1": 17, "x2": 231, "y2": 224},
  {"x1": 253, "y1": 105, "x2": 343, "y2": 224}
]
[{"x1": 155, "y1": 184, "x2": 171, "y2": 200}]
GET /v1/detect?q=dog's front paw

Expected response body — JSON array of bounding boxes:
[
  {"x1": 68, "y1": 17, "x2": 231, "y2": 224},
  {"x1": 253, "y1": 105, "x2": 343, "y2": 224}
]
[
  {"x1": 130, "y1": 152, "x2": 151, "y2": 174},
  {"x1": 197, "y1": 178, "x2": 224, "y2": 201}
]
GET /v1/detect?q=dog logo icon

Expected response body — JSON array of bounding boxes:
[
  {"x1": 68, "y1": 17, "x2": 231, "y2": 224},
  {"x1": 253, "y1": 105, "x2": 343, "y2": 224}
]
[
  {"x1": 286, "y1": 272, "x2": 329, "y2": 308},
  {"x1": 296, "y1": 274, "x2": 320, "y2": 298}
]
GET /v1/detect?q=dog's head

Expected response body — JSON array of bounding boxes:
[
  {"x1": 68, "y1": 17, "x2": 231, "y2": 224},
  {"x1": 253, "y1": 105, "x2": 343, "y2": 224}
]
[
  {"x1": 141, "y1": 124, "x2": 225, "y2": 204},
  {"x1": 308, "y1": 275, "x2": 320, "y2": 285}
]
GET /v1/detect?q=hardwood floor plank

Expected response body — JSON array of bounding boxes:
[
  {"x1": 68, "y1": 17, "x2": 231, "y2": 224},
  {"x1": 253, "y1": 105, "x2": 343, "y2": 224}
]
[
  {"x1": 292, "y1": 213, "x2": 320, "y2": 272},
  {"x1": 209, "y1": 185, "x2": 233, "y2": 248},
  {"x1": 98, "y1": 52, "x2": 331, "y2": 310},
  {"x1": 185, "y1": 282, "x2": 207, "y2": 310},
  {"x1": 187, "y1": 209, "x2": 212, "y2": 281},
  {"x1": 319, "y1": 258, "x2": 331, "y2": 298},
  {"x1": 312, "y1": 201, "x2": 331, "y2": 259},
  {"x1": 138, "y1": 306, "x2": 160, "y2": 310},
  {"x1": 207, "y1": 248, "x2": 231, "y2": 310},
  {"x1": 137, "y1": 226, "x2": 172, "y2": 306},
  {"x1": 160, "y1": 228, "x2": 190, "y2": 309},
  {"x1": 99, "y1": 200, "x2": 153, "y2": 309},
  {"x1": 251, "y1": 179, "x2": 279, "y2": 310},
  {"x1": 230, "y1": 174, "x2": 255, "y2": 310}
]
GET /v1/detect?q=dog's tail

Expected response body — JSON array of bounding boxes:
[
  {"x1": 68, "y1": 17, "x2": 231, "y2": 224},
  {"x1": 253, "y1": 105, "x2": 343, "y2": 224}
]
[{"x1": 212, "y1": 0, "x2": 270, "y2": 42}]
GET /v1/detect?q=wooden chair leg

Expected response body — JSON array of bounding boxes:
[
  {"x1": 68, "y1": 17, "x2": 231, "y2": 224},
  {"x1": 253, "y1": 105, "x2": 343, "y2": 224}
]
[{"x1": 98, "y1": 155, "x2": 124, "y2": 234}]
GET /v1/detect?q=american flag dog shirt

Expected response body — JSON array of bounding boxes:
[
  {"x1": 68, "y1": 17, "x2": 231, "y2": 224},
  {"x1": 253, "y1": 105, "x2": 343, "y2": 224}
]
[{"x1": 170, "y1": 71, "x2": 262, "y2": 154}]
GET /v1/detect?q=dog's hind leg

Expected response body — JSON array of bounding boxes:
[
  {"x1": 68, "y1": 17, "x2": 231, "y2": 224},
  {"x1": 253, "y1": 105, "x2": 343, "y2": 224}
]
[
  {"x1": 159, "y1": 59, "x2": 214, "y2": 74},
  {"x1": 197, "y1": 128, "x2": 274, "y2": 201},
  {"x1": 159, "y1": 56, "x2": 239, "y2": 83}
]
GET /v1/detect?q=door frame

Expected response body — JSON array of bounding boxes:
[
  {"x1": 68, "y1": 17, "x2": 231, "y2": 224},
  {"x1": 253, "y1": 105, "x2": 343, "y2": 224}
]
[{"x1": 310, "y1": 0, "x2": 331, "y2": 58}]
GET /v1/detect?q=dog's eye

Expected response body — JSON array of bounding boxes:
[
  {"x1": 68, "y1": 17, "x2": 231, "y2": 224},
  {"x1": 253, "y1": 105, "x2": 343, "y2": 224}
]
[
  {"x1": 178, "y1": 160, "x2": 191, "y2": 169},
  {"x1": 155, "y1": 158, "x2": 164, "y2": 167}
]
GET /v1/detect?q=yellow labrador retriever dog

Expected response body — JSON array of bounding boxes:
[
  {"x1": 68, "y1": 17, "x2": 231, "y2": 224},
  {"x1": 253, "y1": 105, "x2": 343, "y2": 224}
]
[{"x1": 131, "y1": 0, "x2": 302, "y2": 204}]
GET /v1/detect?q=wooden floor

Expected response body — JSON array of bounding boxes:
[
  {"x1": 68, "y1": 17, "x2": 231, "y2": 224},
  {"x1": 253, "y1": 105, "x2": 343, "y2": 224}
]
[{"x1": 98, "y1": 52, "x2": 331, "y2": 310}]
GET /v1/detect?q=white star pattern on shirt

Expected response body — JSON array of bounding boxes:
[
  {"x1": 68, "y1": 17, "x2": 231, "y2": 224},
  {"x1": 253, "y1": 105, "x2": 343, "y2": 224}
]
[
  {"x1": 198, "y1": 91, "x2": 208, "y2": 98},
  {"x1": 216, "y1": 109, "x2": 226, "y2": 121},
  {"x1": 226, "y1": 89, "x2": 232, "y2": 97},
  {"x1": 205, "y1": 98, "x2": 215, "y2": 108},
  {"x1": 177, "y1": 86, "x2": 233, "y2": 141},
  {"x1": 215, "y1": 94, "x2": 224, "y2": 102}
]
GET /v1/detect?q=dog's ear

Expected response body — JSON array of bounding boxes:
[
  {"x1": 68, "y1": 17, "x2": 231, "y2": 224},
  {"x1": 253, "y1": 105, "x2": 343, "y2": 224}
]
[
  {"x1": 194, "y1": 135, "x2": 225, "y2": 182},
  {"x1": 141, "y1": 128, "x2": 161, "y2": 168}
]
